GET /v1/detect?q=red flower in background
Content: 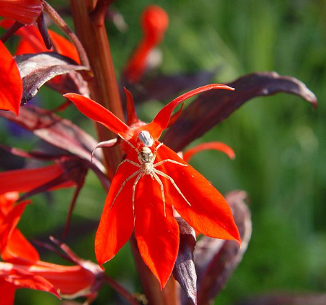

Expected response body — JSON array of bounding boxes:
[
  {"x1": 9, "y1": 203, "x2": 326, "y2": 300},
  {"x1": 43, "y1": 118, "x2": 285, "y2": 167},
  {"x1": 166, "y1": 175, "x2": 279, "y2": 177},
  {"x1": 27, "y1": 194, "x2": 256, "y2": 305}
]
[
  {"x1": 0, "y1": 192, "x2": 102, "y2": 305},
  {"x1": 0, "y1": 41, "x2": 22, "y2": 115},
  {"x1": 0, "y1": 0, "x2": 42, "y2": 25},
  {"x1": 65, "y1": 84, "x2": 240, "y2": 288},
  {"x1": 123, "y1": 5, "x2": 169, "y2": 83},
  {"x1": 0, "y1": 20, "x2": 80, "y2": 63}
]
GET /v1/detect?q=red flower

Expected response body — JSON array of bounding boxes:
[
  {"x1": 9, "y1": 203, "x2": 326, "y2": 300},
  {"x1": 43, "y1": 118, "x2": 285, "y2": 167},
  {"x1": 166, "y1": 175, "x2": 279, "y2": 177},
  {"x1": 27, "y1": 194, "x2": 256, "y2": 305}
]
[
  {"x1": 64, "y1": 84, "x2": 240, "y2": 288},
  {"x1": 0, "y1": 19, "x2": 80, "y2": 62},
  {"x1": 0, "y1": 41, "x2": 23, "y2": 115},
  {"x1": 0, "y1": 0, "x2": 42, "y2": 25},
  {"x1": 123, "y1": 5, "x2": 169, "y2": 83},
  {"x1": 0, "y1": 193, "x2": 102, "y2": 304}
]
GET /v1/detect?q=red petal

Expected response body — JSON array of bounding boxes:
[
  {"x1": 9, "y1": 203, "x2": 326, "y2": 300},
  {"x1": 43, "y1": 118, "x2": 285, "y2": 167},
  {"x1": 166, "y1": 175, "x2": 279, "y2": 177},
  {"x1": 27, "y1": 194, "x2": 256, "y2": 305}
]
[
  {"x1": 0, "y1": 41, "x2": 22, "y2": 115},
  {"x1": 95, "y1": 153, "x2": 136, "y2": 266},
  {"x1": 134, "y1": 175, "x2": 179, "y2": 289},
  {"x1": 49, "y1": 30, "x2": 80, "y2": 64},
  {"x1": 5, "y1": 273, "x2": 60, "y2": 299},
  {"x1": 0, "y1": 0, "x2": 42, "y2": 24},
  {"x1": 64, "y1": 93, "x2": 134, "y2": 140},
  {"x1": 124, "y1": 88, "x2": 139, "y2": 126},
  {"x1": 155, "y1": 145, "x2": 240, "y2": 244},
  {"x1": 29, "y1": 261, "x2": 95, "y2": 297},
  {"x1": 141, "y1": 5, "x2": 169, "y2": 45},
  {"x1": 0, "y1": 201, "x2": 29, "y2": 253},
  {"x1": 2, "y1": 228, "x2": 39, "y2": 263},
  {"x1": 123, "y1": 5, "x2": 168, "y2": 83},
  {"x1": 0, "y1": 164, "x2": 70, "y2": 194},
  {"x1": 144, "y1": 84, "x2": 234, "y2": 140},
  {"x1": 0, "y1": 280, "x2": 16, "y2": 305},
  {"x1": 183, "y1": 142, "x2": 235, "y2": 162}
]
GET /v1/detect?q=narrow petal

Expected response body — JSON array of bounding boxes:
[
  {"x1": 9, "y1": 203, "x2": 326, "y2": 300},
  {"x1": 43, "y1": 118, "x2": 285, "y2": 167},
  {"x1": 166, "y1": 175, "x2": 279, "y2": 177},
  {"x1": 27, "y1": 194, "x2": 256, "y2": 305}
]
[
  {"x1": 183, "y1": 142, "x2": 235, "y2": 162},
  {"x1": 134, "y1": 174, "x2": 179, "y2": 289},
  {"x1": 0, "y1": 0, "x2": 42, "y2": 24},
  {"x1": 64, "y1": 93, "x2": 134, "y2": 140},
  {"x1": 95, "y1": 152, "x2": 137, "y2": 266},
  {"x1": 123, "y1": 5, "x2": 168, "y2": 83},
  {"x1": 0, "y1": 201, "x2": 29, "y2": 254},
  {"x1": 0, "y1": 41, "x2": 22, "y2": 115},
  {"x1": 144, "y1": 84, "x2": 234, "y2": 140},
  {"x1": 2, "y1": 228, "x2": 40, "y2": 263},
  {"x1": 155, "y1": 144, "x2": 240, "y2": 244},
  {"x1": 5, "y1": 272, "x2": 60, "y2": 299},
  {"x1": 124, "y1": 88, "x2": 139, "y2": 126},
  {"x1": 28, "y1": 261, "x2": 95, "y2": 297},
  {"x1": 0, "y1": 164, "x2": 71, "y2": 194}
]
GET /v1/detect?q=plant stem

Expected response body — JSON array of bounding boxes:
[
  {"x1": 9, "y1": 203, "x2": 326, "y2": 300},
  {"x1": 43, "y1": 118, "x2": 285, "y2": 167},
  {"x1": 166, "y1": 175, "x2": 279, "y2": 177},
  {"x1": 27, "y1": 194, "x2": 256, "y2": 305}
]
[
  {"x1": 43, "y1": 1, "x2": 90, "y2": 68},
  {"x1": 130, "y1": 235, "x2": 180, "y2": 305},
  {"x1": 69, "y1": 0, "x2": 124, "y2": 178}
]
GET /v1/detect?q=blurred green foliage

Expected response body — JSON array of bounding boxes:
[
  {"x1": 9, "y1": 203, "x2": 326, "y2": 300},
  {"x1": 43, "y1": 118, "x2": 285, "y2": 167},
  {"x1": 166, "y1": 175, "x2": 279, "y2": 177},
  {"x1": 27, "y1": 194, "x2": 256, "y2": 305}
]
[{"x1": 1, "y1": 0, "x2": 326, "y2": 304}]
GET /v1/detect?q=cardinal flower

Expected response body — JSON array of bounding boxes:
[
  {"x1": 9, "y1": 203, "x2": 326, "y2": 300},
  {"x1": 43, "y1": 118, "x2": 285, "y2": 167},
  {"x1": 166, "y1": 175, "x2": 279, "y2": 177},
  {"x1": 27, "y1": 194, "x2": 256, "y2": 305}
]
[
  {"x1": 64, "y1": 84, "x2": 240, "y2": 288},
  {"x1": 0, "y1": 192, "x2": 103, "y2": 304},
  {"x1": 123, "y1": 5, "x2": 169, "y2": 83}
]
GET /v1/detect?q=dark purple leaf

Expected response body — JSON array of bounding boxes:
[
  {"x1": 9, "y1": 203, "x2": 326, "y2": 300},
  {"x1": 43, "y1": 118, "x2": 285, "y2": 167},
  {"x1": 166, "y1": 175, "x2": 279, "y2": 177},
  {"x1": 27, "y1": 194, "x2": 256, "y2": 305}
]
[
  {"x1": 125, "y1": 70, "x2": 216, "y2": 104},
  {"x1": 0, "y1": 105, "x2": 104, "y2": 171},
  {"x1": 194, "y1": 191, "x2": 252, "y2": 305},
  {"x1": 234, "y1": 293, "x2": 326, "y2": 305},
  {"x1": 15, "y1": 52, "x2": 89, "y2": 104},
  {"x1": 163, "y1": 72, "x2": 317, "y2": 151},
  {"x1": 173, "y1": 217, "x2": 197, "y2": 305}
]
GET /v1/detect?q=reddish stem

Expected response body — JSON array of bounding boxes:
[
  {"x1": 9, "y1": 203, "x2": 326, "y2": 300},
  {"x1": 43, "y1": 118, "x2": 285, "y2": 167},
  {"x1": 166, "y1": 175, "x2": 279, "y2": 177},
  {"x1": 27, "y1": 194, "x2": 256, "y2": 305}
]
[{"x1": 69, "y1": 0, "x2": 124, "y2": 178}]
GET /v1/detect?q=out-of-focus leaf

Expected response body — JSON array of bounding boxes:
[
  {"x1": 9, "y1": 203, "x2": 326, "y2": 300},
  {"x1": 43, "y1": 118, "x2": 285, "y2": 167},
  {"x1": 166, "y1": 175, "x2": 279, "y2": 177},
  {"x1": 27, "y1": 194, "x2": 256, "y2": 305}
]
[
  {"x1": 0, "y1": 105, "x2": 103, "y2": 171},
  {"x1": 163, "y1": 72, "x2": 317, "y2": 151},
  {"x1": 14, "y1": 52, "x2": 88, "y2": 104},
  {"x1": 173, "y1": 217, "x2": 197, "y2": 305},
  {"x1": 234, "y1": 293, "x2": 326, "y2": 305},
  {"x1": 126, "y1": 70, "x2": 216, "y2": 104},
  {"x1": 193, "y1": 191, "x2": 251, "y2": 305}
]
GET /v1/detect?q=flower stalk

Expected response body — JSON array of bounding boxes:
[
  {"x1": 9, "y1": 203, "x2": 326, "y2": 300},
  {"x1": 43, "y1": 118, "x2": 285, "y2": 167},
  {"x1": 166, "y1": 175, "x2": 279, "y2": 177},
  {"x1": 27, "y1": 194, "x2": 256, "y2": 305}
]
[{"x1": 69, "y1": 0, "x2": 123, "y2": 178}]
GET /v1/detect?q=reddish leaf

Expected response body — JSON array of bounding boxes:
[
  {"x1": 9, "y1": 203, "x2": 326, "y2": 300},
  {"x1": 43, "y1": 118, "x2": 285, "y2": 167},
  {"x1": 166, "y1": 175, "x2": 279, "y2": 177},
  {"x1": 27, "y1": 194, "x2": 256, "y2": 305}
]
[
  {"x1": 15, "y1": 53, "x2": 88, "y2": 104},
  {"x1": 173, "y1": 217, "x2": 197, "y2": 305},
  {"x1": 0, "y1": 105, "x2": 103, "y2": 170},
  {"x1": 125, "y1": 70, "x2": 216, "y2": 104},
  {"x1": 0, "y1": 41, "x2": 22, "y2": 115},
  {"x1": 194, "y1": 191, "x2": 251, "y2": 305},
  {"x1": 163, "y1": 72, "x2": 317, "y2": 151}
]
